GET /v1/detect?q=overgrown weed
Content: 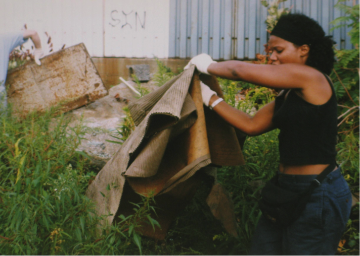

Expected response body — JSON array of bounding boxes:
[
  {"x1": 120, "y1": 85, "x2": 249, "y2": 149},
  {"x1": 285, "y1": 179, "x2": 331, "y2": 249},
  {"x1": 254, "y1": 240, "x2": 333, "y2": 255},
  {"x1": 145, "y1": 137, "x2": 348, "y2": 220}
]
[
  {"x1": 152, "y1": 58, "x2": 176, "y2": 86},
  {"x1": 0, "y1": 106, "x2": 158, "y2": 255},
  {"x1": 330, "y1": 1, "x2": 359, "y2": 253}
]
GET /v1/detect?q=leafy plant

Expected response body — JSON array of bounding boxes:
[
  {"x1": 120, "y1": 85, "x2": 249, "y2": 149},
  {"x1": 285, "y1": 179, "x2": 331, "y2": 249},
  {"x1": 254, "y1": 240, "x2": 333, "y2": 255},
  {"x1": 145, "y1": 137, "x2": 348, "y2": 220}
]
[
  {"x1": 152, "y1": 58, "x2": 176, "y2": 87},
  {"x1": 107, "y1": 106, "x2": 135, "y2": 145},
  {"x1": 132, "y1": 74, "x2": 149, "y2": 98},
  {"x1": 329, "y1": 1, "x2": 359, "y2": 254},
  {"x1": 331, "y1": 0, "x2": 359, "y2": 47},
  {"x1": 260, "y1": 0, "x2": 291, "y2": 33}
]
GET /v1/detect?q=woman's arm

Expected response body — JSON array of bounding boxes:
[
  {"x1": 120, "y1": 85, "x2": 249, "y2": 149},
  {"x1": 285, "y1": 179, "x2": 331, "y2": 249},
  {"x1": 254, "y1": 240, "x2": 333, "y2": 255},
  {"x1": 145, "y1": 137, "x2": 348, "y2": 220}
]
[
  {"x1": 208, "y1": 94, "x2": 276, "y2": 136},
  {"x1": 186, "y1": 53, "x2": 331, "y2": 104},
  {"x1": 207, "y1": 61, "x2": 324, "y2": 90},
  {"x1": 207, "y1": 60, "x2": 332, "y2": 105}
]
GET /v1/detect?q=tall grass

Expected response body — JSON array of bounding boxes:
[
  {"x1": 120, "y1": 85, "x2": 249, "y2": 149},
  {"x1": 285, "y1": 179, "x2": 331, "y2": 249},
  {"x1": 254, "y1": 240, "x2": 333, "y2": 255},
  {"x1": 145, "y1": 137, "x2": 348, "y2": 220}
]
[{"x1": 0, "y1": 106, "x2": 157, "y2": 255}]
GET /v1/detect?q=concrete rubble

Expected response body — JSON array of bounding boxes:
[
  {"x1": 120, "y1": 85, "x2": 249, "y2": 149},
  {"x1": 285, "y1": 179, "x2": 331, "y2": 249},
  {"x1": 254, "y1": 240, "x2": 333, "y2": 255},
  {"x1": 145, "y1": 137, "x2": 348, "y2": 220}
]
[
  {"x1": 66, "y1": 80, "x2": 159, "y2": 167},
  {"x1": 6, "y1": 43, "x2": 107, "y2": 116}
]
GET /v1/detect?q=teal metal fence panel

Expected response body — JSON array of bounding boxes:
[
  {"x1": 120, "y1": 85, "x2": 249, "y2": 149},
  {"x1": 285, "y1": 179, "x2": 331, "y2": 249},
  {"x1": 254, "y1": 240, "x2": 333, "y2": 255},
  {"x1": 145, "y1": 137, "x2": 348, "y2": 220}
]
[{"x1": 169, "y1": 0, "x2": 357, "y2": 60}]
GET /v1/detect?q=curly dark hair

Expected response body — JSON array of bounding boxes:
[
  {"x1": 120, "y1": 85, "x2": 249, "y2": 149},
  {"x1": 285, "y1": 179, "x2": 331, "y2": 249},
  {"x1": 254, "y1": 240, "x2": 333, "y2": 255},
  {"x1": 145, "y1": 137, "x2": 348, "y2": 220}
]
[
  {"x1": 271, "y1": 13, "x2": 335, "y2": 75},
  {"x1": 305, "y1": 36, "x2": 335, "y2": 75}
]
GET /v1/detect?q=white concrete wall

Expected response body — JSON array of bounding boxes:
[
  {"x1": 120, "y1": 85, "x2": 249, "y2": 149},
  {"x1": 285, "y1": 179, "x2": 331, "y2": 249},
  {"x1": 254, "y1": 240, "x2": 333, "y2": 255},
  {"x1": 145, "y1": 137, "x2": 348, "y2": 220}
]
[
  {"x1": 0, "y1": 0, "x2": 170, "y2": 58},
  {"x1": 104, "y1": 0, "x2": 170, "y2": 58}
]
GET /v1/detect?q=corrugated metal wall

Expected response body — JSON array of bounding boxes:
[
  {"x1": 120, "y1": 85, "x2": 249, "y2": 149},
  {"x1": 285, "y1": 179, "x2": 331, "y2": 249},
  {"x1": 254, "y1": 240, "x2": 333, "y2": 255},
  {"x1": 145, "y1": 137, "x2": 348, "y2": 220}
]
[{"x1": 168, "y1": 0, "x2": 357, "y2": 60}]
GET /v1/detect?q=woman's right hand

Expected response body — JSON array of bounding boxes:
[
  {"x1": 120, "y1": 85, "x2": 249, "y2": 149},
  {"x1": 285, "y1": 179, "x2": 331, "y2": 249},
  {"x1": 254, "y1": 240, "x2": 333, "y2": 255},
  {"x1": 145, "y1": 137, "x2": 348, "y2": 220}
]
[{"x1": 184, "y1": 53, "x2": 217, "y2": 75}]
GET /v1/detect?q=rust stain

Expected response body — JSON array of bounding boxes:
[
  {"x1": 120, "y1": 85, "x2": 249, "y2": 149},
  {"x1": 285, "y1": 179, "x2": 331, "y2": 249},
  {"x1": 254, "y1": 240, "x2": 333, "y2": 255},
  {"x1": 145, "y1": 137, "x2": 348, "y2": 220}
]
[{"x1": 9, "y1": 88, "x2": 24, "y2": 96}]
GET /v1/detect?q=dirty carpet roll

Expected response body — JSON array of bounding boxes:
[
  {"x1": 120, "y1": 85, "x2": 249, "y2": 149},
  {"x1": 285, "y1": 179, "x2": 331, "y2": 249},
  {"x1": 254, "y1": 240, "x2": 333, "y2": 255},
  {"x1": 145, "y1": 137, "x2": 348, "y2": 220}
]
[{"x1": 86, "y1": 66, "x2": 245, "y2": 240}]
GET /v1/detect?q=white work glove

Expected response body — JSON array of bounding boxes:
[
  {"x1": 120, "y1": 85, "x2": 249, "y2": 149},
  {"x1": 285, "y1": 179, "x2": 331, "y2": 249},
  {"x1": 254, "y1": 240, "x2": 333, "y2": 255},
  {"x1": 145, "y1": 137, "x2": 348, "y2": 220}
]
[
  {"x1": 184, "y1": 53, "x2": 217, "y2": 75},
  {"x1": 200, "y1": 81, "x2": 217, "y2": 106},
  {"x1": 33, "y1": 48, "x2": 44, "y2": 65}
]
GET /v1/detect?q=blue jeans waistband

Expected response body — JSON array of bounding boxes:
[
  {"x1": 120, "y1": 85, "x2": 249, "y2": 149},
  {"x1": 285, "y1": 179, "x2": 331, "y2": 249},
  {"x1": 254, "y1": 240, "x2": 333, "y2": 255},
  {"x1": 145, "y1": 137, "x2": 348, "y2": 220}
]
[{"x1": 277, "y1": 166, "x2": 342, "y2": 184}]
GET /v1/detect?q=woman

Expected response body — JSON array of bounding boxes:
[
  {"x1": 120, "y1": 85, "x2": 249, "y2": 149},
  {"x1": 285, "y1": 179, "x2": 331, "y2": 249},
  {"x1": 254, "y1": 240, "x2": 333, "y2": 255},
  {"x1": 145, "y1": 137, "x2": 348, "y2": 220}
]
[{"x1": 185, "y1": 13, "x2": 352, "y2": 255}]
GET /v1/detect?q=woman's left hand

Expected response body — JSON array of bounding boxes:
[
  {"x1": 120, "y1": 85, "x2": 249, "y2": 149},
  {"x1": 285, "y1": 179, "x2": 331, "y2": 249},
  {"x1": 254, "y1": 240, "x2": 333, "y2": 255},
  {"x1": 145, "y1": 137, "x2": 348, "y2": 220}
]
[
  {"x1": 200, "y1": 82, "x2": 217, "y2": 106},
  {"x1": 184, "y1": 53, "x2": 217, "y2": 75}
]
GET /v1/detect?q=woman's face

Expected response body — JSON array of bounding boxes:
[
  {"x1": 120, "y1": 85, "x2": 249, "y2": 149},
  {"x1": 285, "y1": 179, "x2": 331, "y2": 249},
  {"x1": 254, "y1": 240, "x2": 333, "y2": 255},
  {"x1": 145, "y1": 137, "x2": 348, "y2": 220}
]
[{"x1": 267, "y1": 35, "x2": 308, "y2": 65}]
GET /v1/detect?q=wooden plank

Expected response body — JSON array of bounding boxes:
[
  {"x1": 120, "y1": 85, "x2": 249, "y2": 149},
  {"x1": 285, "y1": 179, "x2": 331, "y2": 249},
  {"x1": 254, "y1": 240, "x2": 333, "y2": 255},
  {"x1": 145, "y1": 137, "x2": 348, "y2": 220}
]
[{"x1": 6, "y1": 44, "x2": 107, "y2": 115}]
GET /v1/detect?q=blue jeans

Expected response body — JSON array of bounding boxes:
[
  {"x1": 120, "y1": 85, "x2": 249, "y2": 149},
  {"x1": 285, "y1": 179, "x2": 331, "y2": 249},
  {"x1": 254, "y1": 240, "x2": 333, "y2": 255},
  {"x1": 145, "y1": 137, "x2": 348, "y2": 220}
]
[{"x1": 250, "y1": 167, "x2": 352, "y2": 255}]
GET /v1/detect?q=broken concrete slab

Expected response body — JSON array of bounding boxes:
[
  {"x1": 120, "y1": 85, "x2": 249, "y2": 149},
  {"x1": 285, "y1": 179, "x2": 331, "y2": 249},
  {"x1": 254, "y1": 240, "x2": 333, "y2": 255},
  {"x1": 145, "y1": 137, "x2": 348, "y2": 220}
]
[
  {"x1": 65, "y1": 80, "x2": 159, "y2": 167},
  {"x1": 6, "y1": 43, "x2": 107, "y2": 116}
]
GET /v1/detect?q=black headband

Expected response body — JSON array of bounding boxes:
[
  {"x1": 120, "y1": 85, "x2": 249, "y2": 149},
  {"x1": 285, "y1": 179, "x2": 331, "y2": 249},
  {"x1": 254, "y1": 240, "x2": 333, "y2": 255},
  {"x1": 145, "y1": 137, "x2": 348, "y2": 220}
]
[{"x1": 270, "y1": 13, "x2": 325, "y2": 46}]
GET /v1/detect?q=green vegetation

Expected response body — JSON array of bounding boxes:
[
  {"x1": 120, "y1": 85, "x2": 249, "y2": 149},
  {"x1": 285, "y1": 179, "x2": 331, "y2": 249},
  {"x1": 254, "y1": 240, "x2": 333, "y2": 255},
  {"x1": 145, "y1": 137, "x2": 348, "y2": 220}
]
[
  {"x1": 8, "y1": 48, "x2": 32, "y2": 70},
  {"x1": 0, "y1": 107, "x2": 157, "y2": 254},
  {"x1": 330, "y1": 1, "x2": 359, "y2": 254},
  {"x1": 260, "y1": 0, "x2": 291, "y2": 32},
  {"x1": 152, "y1": 58, "x2": 179, "y2": 86},
  {"x1": 132, "y1": 74, "x2": 150, "y2": 98}
]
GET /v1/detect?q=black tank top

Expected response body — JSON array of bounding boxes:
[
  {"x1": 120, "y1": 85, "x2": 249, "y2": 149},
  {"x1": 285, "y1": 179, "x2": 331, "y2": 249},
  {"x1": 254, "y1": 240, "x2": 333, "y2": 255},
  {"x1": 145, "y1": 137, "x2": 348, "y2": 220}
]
[{"x1": 272, "y1": 75, "x2": 337, "y2": 165}]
